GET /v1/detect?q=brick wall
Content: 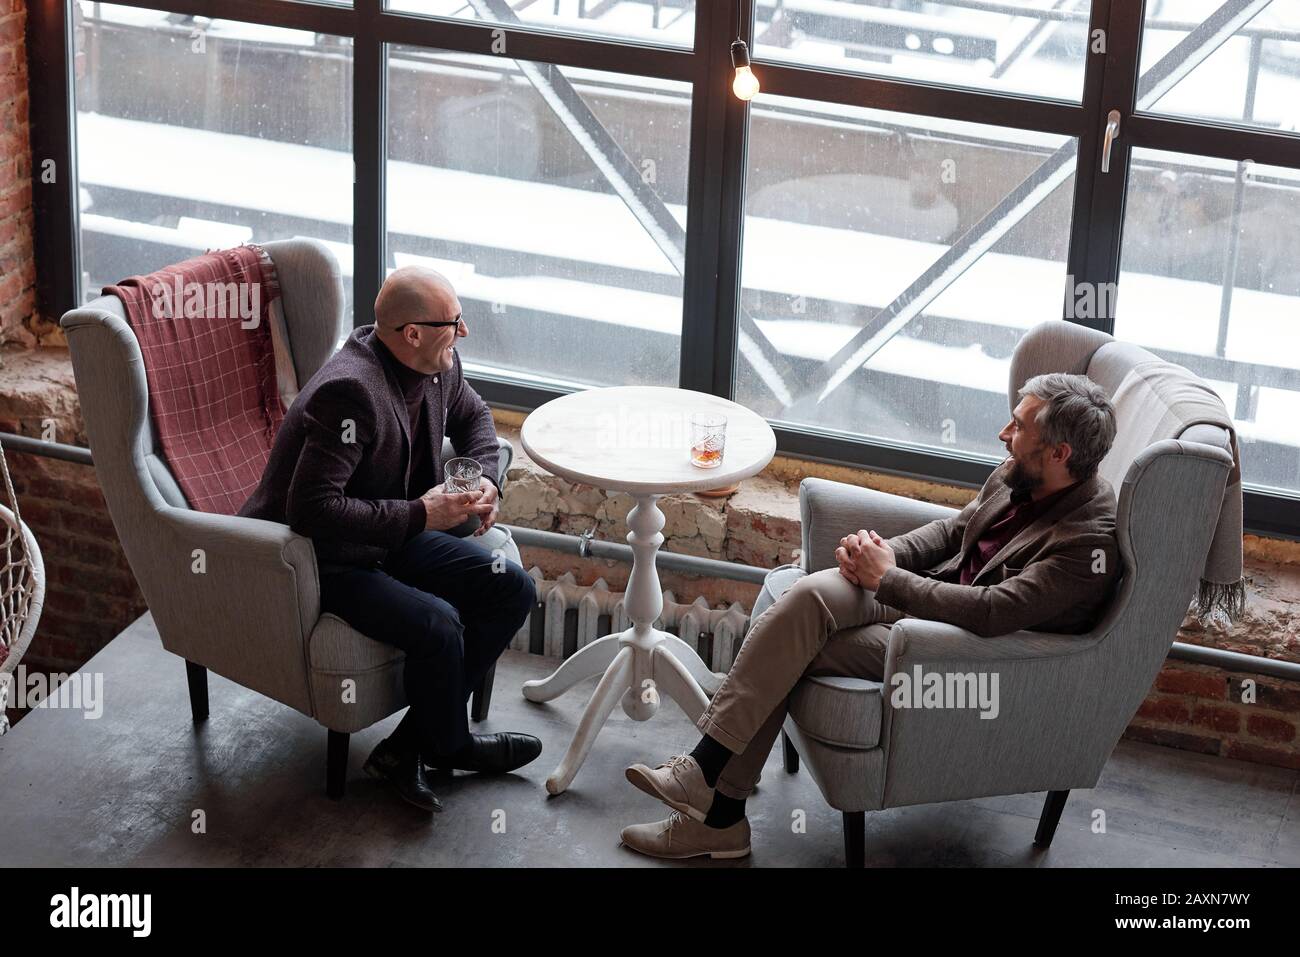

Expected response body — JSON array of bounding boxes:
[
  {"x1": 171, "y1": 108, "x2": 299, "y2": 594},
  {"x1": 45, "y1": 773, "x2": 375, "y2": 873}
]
[
  {"x1": 1129, "y1": 662, "x2": 1300, "y2": 770},
  {"x1": 0, "y1": 0, "x2": 37, "y2": 348}
]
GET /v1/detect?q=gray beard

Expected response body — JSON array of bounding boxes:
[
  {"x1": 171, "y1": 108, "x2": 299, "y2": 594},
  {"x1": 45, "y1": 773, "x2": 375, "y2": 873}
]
[{"x1": 1002, "y1": 457, "x2": 1040, "y2": 498}]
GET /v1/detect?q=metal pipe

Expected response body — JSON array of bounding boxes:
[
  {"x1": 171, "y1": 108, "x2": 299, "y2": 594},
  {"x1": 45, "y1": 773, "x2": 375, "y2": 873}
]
[
  {"x1": 1170, "y1": 640, "x2": 1300, "y2": 683},
  {"x1": 0, "y1": 433, "x2": 95, "y2": 466},
  {"x1": 506, "y1": 523, "x2": 771, "y2": 585},
  {"x1": 2, "y1": 430, "x2": 1296, "y2": 680}
]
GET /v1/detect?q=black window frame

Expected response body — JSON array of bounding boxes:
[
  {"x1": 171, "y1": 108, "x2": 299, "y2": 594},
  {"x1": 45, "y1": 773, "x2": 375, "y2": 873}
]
[{"x1": 27, "y1": 0, "x2": 1300, "y2": 539}]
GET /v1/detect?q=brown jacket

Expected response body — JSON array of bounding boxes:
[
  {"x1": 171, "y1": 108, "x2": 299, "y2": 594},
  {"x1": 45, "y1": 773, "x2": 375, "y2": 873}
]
[{"x1": 874, "y1": 460, "x2": 1120, "y2": 637}]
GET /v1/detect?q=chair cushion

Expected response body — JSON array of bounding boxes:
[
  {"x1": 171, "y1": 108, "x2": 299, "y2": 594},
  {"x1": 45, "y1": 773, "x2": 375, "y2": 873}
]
[
  {"x1": 308, "y1": 613, "x2": 407, "y2": 733},
  {"x1": 789, "y1": 675, "x2": 884, "y2": 750},
  {"x1": 309, "y1": 613, "x2": 405, "y2": 674},
  {"x1": 305, "y1": 529, "x2": 522, "y2": 732}
]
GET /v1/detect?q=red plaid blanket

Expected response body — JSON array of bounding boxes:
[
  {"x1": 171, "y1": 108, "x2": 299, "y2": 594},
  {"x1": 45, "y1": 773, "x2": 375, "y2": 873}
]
[{"x1": 105, "y1": 245, "x2": 285, "y2": 515}]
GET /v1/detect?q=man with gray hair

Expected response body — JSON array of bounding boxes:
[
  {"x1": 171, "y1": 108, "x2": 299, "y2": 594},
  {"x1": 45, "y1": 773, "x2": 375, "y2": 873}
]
[{"x1": 618, "y1": 372, "x2": 1121, "y2": 862}]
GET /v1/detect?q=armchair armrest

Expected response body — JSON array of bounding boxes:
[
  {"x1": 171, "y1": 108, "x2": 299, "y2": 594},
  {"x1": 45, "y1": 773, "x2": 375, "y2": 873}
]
[
  {"x1": 143, "y1": 508, "x2": 321, "y2": 717},
  {"x1": 884, "y1": 617, "x2": 1098, "y2": 667},
  {"x1": 800, "y1": 478, "x2": 958, "y2": 573},
  {"x1": 876, "y1": 617, "x2": 1120, "y2": 808},
  {"x1": 164, "y1": 508, "x2": 315, "y2": 561}
]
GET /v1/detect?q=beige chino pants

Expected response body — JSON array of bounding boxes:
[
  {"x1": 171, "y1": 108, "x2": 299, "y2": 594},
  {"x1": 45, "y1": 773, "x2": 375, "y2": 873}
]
[{"x1": 696, "y1": 568, "x2": 904, "y2": 800}]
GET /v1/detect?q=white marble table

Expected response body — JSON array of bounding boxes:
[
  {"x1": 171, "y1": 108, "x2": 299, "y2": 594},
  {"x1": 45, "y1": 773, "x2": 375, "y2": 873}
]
[{"x1": 520, "y1": 386, "x2": 777, "y2": 794}]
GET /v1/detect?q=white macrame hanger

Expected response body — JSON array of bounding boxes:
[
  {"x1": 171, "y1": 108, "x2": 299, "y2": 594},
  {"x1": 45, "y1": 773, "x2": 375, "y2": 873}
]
[{"x1": 0, "y1": 437, "x2": 45, "y2": 734}]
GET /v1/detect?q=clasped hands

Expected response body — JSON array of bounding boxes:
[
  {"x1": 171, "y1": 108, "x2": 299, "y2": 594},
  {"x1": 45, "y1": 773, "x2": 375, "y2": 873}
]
[
  {"x1": 420, "y1": 478, "x2": 499, "y2": 535},
  {"x1": 835, "y1": 529, "x2": 896, "y2": 591}
]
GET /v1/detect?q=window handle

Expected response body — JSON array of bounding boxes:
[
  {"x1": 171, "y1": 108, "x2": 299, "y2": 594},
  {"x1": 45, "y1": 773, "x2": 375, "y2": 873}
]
[{"x1": 1101, "y1": 109, "x2": 1122, "y2": 173}]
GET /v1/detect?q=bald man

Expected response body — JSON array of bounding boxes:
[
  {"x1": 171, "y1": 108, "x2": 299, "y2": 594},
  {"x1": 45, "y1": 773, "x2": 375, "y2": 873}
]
[{"x1": 240, "y1": 267, "x2": 541, "y2": 812}]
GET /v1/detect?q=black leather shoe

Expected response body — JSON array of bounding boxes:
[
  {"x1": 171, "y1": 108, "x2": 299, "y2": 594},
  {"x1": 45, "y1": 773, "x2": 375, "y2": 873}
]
[
  {"x1": 424, "y1": 732, "x2": 542, "y2": 775},
  {"x1": 363, "y1": 737, "x2": 443, "y2": 812}
]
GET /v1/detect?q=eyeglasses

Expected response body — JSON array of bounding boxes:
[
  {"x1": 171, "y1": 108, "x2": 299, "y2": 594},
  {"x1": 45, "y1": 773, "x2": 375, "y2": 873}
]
[{"x1": 395, "y1": 318, "x2": 465, "y2": 333}]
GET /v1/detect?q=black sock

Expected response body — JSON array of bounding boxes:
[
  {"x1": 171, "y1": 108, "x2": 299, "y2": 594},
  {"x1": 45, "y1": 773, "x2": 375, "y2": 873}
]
[
  {"x1": 704, "y1": 791, "x2": 747, "y2": 829},
  {"x1": 689, "y1": 734, "x2": 732, "y2": 788}
]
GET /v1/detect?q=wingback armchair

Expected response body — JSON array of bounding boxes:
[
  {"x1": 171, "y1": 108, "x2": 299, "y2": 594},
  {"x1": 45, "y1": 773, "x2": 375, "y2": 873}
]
[
  {"x1": 60, "y1": 239, "x2": 522, "y2": 798},
  {"x1": 754, "y1": 320, "x2": 1236, "y2": 867}
]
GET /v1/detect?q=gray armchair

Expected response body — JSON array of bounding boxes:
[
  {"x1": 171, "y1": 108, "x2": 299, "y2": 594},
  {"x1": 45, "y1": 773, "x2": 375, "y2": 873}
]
[
  {"x1": 756, "y1": 320, "x2": 1236, "y2": 867},
  {"x1": 60, "y1": 239, "x2": 521, "y2": 798}
]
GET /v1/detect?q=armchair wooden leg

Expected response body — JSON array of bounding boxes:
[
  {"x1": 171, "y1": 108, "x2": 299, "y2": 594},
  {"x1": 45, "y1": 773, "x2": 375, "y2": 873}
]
[
  {"x1": 185, "y1": 660, "x2": 208, "y2": 723},
  {"x1": 843, "y1": 811, "x2": 865, "y2": 868},
  {"x1": 471, "y1": 662, "x2": 497, "y2": 723},
  {"x1": 781, "y1": 730, "x2": 799, "y2": 774},
  {"x1": 1034, "y1": 789, "x2": 1070, "y2": 848},
  {"x1": 326, "y1": 730, "x2": 349, "y2": 800}
]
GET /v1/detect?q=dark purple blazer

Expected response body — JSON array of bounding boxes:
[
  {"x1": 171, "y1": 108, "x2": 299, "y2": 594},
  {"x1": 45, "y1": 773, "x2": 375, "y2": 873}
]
[{"x1": 239, "y1": 325, "x2": 500, "y2": 568}]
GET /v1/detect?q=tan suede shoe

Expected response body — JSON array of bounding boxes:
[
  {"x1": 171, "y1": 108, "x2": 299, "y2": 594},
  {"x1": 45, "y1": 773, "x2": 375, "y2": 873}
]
[
  {"x1": 621, "y1": 811, "x2": 752, "y2": 861},
  {"x1": 625, "y1": 754, "x2": 714, "y2": 822}
]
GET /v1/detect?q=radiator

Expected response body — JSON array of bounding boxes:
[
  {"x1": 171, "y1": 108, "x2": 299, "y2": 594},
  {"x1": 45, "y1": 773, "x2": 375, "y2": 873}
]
[{"x1": 511, "y1": 569, "x2": 751, "y2": 672}]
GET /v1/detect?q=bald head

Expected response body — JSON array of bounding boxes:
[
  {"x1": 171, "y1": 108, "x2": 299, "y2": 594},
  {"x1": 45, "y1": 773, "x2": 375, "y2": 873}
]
[
  {"x1": 374, "y1": 266, "x2": 458, "y2": 333},
  {"x1": 373, "y1": 266, "x2": 465, "y2": 375}
]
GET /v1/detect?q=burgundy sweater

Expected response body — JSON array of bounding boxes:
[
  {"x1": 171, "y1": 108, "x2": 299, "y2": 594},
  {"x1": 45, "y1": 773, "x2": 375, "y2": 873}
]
[{"x1": 957, "y1": 481, "x2": 1079, "y2": 585}]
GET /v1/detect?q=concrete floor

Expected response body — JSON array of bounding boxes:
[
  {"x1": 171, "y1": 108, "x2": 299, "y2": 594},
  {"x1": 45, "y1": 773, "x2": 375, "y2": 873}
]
[{"x1": 0, "y1": 614, "x2": 1296, "y2": 868}]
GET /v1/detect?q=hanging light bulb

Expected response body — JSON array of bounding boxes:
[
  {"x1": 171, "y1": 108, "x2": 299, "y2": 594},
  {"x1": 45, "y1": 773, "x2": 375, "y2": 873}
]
[{"x1": 731, "y1": 39, "x2": 760, "y2": 101}]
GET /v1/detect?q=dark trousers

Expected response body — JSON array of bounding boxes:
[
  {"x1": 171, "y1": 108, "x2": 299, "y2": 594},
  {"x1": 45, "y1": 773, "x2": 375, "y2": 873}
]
[{"x1": 319, "y1": 531, "x2": 536, "y2": 757}]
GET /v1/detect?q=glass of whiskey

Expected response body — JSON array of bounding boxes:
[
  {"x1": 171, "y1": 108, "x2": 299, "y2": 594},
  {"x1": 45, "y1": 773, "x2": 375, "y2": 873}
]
[{"x1": 690, "y1": 413, "x2": 727, "y2": 469}]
